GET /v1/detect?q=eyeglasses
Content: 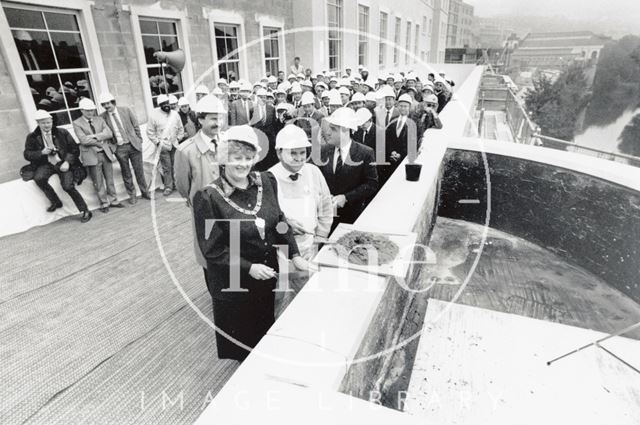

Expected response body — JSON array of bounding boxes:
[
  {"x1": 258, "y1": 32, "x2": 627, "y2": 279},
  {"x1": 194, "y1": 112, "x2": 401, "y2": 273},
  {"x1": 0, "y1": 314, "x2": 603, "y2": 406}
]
[{"x1": 425, "y1": 103, "x2": 437, "y2": 108}]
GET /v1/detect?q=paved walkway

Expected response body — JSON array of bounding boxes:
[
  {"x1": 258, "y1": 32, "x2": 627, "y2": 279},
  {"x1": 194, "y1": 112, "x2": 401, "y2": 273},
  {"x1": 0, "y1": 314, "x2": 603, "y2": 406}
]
[{"x1": 0, "y1": 196, "x2": 238, "y2": 424}]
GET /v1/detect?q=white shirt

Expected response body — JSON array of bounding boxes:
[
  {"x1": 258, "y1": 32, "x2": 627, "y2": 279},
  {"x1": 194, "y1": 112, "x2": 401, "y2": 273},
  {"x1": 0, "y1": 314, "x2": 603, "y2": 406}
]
[
  {"x1": 333, "y1": 140, "x2": 352, "y2": 173},
  {"x1": 396, "y1": 115, "x2": 407, "y2": 136},
  {"x1": 269, "y1": 162, "x2": 333, "y2": 257},
  {"x1": 109, "y1": 109, "x2": 125, "y2": 145}
]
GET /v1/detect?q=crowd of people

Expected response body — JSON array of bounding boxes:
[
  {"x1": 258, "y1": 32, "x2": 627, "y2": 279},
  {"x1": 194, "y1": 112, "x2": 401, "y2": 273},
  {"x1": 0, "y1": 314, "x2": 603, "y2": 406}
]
[{"x1": 22, "y1": 57, "x2": 454, "y2": 361}]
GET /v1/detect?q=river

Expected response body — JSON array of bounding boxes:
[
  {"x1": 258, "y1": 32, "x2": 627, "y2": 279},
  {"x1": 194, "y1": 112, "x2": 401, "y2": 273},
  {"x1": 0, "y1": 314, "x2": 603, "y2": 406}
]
[{"x1": 573, "y1": 108, "x2": 640, "y2": 154}]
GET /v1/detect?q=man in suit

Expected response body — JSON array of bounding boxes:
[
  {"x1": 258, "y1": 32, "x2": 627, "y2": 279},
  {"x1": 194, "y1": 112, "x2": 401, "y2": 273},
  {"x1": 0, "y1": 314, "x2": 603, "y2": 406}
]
[
  {"x1": 252, "y1": 88, "x2": 279, "y2": 171},
  {"x1": 73, "y1": 98, "x2": 124, "y2": 213},
  {"x1": 99, "y1": 92, "x2": 150, "y2": 205},
  {"x1": 294, "y1": 91, "x2": 324, "y2": 143},
  {"x1": 227, "y1": 81, "x2": 253, "y2": 126},
  {"x1": 24, "y1": 110, "x2": 92, "y2": 222},
  {"x1": 318, "y1": 107, "x2": 378, "y2": 227},
  {"x1": 352, "y1": 108, "x2": 376, "y2": 150},
  {"x1": 381, "y1": 94, "x2": 420, "y2": 186}
]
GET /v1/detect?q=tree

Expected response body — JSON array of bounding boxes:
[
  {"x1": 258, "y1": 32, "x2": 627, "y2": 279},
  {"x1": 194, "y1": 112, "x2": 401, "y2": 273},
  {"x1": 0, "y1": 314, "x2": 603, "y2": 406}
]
[
  {"x1": 524, "y1": 64, "x2": 589, "y2": 140},
  {"x1": 619, "y1": 113, "x2": 640, "y2": 156}
]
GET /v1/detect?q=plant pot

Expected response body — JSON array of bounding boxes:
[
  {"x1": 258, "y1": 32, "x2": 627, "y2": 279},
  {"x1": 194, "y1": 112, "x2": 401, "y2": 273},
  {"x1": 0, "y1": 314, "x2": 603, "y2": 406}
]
[{"x1": 405, "y1": 163, "x2": 422, "y2": 181}]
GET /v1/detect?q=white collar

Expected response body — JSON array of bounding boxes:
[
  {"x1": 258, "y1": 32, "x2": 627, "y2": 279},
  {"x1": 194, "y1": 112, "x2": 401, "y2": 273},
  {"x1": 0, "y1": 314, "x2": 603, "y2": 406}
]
[{"x1": 336, "y1": 140, "x2": 352, "y2": 153}]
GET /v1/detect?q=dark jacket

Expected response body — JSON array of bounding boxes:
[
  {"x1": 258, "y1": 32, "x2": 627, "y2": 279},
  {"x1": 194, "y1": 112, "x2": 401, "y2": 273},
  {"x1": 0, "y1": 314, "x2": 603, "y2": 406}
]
[
  {"x1": 318, "y1": 141, "x2": 378, "y2": 224},
  {"x1": 252, "y1": 104, "x2": 279, "y2": 171},
  {"x1": 352, "y1": 124, "x2": 377, "y2": 151},
  {"x1": 100, "y1": 106, "x2": 144, "y2": 151},
  {"x1": 24, "y1": 126, "x2": 81, "y2": 168}
]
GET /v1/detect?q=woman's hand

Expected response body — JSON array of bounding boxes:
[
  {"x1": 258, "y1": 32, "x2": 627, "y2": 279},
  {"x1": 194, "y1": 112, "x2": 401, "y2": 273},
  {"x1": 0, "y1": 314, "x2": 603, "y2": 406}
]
[{"x1": 249, "y1": 264, "x2": 277, "y2": 280}]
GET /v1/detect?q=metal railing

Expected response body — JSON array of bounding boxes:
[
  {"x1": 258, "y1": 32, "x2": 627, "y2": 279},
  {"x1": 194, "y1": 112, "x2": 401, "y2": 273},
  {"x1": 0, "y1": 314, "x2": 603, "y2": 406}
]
[
  {"x1": 533, "y1": 134, "x2": 640, "y2": 168},
  {"x1": 504, "y1": 89, "x2": 539, "y2": 145}
]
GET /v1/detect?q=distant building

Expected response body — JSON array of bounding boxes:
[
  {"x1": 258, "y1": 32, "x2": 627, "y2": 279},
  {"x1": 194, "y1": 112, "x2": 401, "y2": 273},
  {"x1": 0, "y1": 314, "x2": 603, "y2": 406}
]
[
  {"x1": 446, "y1": 0, "x2": 474, "y2": 48},
  {"x1": 430, "y1": 0, "x2": 450, "y2": 63},
  {"x1": 510, "y1": 31, "x2": 610, "y2": 70},
  {"x1": 473, "y1": 17, "x2": 514, "y2": 48}
]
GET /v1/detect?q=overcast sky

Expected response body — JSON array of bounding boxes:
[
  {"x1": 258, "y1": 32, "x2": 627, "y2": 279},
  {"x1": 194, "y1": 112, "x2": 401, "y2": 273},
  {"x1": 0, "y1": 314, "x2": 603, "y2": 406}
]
[{"x1": 466, "y1": 0, "x2": 640, "y2": 22}]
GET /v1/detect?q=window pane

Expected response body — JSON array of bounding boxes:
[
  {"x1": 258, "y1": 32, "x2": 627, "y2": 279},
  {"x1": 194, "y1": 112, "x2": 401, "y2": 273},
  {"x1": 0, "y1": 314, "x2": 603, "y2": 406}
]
[
  {"x1": 163, "y1": 65, "x2": 183, "y2": 94},
  {"x1": 216, "y1": 35, "x2": 228, "y2": 58},
  {"x1": 148, "y1": 67, "x2": 167, "y2": 96},
  {"x1": 50, "y1": 32, "x2": 88, "y2": 69},
  {"x1": 226, "y1": 38, "x2": 239, "y2": 59},
  {"x1": 52, "y1": 110, "x2": 71, "y2": 126},
  {"x1": 44, "y1": 12, "x2": 79, "y2": 31},
  {"x1": 160, "y1": 35, "x2": 179, "y2": 52},
  {"x1": 139, "y1": 20, "x2": 158, "y2": 34},
  {"x1": 12, "y1": 30, "x2": 57, "y2": 70},
  {"x1": 142, "y1": 35, "x2": 161, "y2": 64},
  {"x1": 4, "y1": 7, "x2": 45, "y2": 29},
  {"x1": 271, "y1": 39, "x2": 279, "y2": 57},
  {"x1": 157, "y1": 21, "x2": 177, "y2": 35},
  {"x1": 27, "y1": 73, "x2": 65, "y2": 111},
  {"x1": 59, "y1": 71, "x2": 92, "y2": 108}
]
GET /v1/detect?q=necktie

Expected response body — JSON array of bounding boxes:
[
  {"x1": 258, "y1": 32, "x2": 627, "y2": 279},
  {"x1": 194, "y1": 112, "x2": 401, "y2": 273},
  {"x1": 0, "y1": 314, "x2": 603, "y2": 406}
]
[
  {"x1": 88, "y1": 118, "x2": 96, "y2": 134},
  {"x1": 112, "y1": 112, "x2": 126, "y2": 143},
  {"x1": 397, "y1": 117, "x2": 403, "y2": 136},
  {"x1": 244, "y1": 100, "x2": 250, "y2": 120},
  {"x1": 289, "y1": 173, "x2": 299, "y2": 181},
  {"x1": 334, "y1": 148, "x2": 343, "y2": 173},
  {"x1": 361, "y1": 130, "x2": 367, "y2": 144},
  {"x1": 385, "y1": 110, "x2": 391, "y2": 127}
]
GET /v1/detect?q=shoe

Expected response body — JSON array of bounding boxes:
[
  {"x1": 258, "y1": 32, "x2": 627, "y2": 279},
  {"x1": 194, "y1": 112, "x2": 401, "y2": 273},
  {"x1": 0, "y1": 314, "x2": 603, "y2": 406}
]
[
  {"x1": 80, "y1": 210, "x2": 93, "y2": 223},
  {"x1": 163, "y1": 188, "x2": 173, "y2": 196},
  {"x1": 128, "y1": 196, "x2": 138, "y2": 205},
  {"x1": 141, "y1": 192, "x2": 151, "y2": 200},
  {"x1": 46, "y1": 202, "x2": 63, "y2": 212},
  {"x1": 100, "y1": 206, "x2": 109, "y2": 213},
  {"x1": 110, "y1": 202, "x2": 125, "y2": 208}
]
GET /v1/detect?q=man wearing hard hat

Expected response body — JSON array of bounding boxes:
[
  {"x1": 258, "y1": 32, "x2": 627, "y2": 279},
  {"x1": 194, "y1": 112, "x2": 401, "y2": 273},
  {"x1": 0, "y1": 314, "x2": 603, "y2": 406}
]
[
  {"x1": 382, "y1": 94, "x2": 419, "y2": 185},
  {"x1": 318, "y1": 107, "x2": 378, "y2": 227},
  {"x1": 269, "y1": 125, "x2": 332, "y2": 311},
  {"x1": 99, "y1": 92, "x2": 150, "y2": 205},
  {"x1": 228, "y1": 81, "x2": 254, "y2": 126},
  {"x1": 146, "y1": 93, "x2": 184, "y2": 196},
  {"x1": 177, "y1": 97, "x2": 200, "y2": 142},
  {"x1": 73, "y1": 97, "x2": 124, "y2": 213},
  {"x1": 194, "y1": 85, "x2": 209, "y2": 101},
  {"x1": 174, "y1": 95, "x2": 225, "y2": 278},
  {"x1": 23, "y1": 109, "x2": 92, "y2": 222}
]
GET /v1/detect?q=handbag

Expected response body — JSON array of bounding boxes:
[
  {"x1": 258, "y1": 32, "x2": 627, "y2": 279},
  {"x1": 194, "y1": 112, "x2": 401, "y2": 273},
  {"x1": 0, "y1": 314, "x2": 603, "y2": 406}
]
[{"x1": 20, "y1": 164, "x2": 37, "y2": 181}]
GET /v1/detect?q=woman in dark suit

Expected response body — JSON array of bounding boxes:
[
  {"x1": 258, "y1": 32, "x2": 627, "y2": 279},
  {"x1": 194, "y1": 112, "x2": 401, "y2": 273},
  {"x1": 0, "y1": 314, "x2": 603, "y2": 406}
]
[{"x1": 193, "y1": 125, "x2": 309, "y2": 361}]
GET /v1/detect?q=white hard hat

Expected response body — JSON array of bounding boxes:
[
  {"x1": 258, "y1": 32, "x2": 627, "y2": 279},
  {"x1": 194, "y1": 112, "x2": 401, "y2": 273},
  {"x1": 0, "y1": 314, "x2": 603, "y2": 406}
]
[
  {"x1": 211, "y1": 87, "x2": 224, "y2": 96},
  {"x1": 34, "y1": 109, "x2": 52, "y2": 120},
  {"x1": 78, "y1": 98, "x2": 97, "y2": 110},
  {"x1": 300, "y1": 80, "x2": 313, "y2": 88},
  {"x1": 156, "y1": 94, "x2": 169, "y2": 105},
  {"x1": 296, "y1": 73, "x2": 305, "y2": 79},
  {"x1": 290, "y1": 82, "x2": 302, "y2": 93},
  {"x1": 279, "y1": 81, "x2": 292, "y2": 92},
  {"x1": 222, "y1": 125, "x2": 261, "y2": 152},
  {"x1": 254, "y1": 81, "x2": 265, "y2": 88},
  {"x1": 315, "y1": 82, "x2": 328, "y2": 90},
  {"x1": 325, "y1": 107, "x2": 357, "y2": 130},
  {"x1": 276, "y1": 102, "x2": 293, "y2": 112},
  {"x1": 256, "y1": 88, "x2": 269, "y2": 97},
  {"x1": 98, "y1": 92, "x2": 115, "y2": 104},
  {"x1": 275, "y1": 125, "x2": 311, "y2": 149},
  {"x1": 195, "y1": 85, "x2": 209, "y2": 95},
  {"x1": 398, "y1": 94, "x2": 413, "y2": 104},
  {"x1": 218, "y1": 78, "x2": 228, "y2": 86},
  {"x1": 178, "y1": 97, "x2": 190, "y2": 106},
  {"x1": 424, "y1": 94, "x2": 439, "y2": 104},
  {"x1": 229, "y1": 81, "x2": 240, "y2": 89},
  {"x1": 338, "y1": 87, "x2": 351, "y2": 96},
  {"x1": 354, "y1": 107, "x2": 372, "y2": 126},
  {"x1": 267, "y1": 75, "x2": 278, "y2": 83},
  {"x1": 361, "y1": 67, "x2": 369, "y2": 73},
  {"x1": 349, "y1": 92, "x2": 366, "y2": 104},
  {"x1": 168, "y1": 94, "x2": 178, "y2": 104},
  {"x1": 195, "y1": 95, "x2": 226, "y2": 114},
  {"x1": 287, "y1": 74, "x2": 297, "y2": 81},
  {"x1": 378, "y1": 85, "x2": 396, "y2": 98},
  {"x1": 327, "y1": 90, "x2": 342, "y2": 106},
  {"x1": 300, "y1": 91, "x2": 316, "y2": 106},
  {"x1": 406, "y1": 72, "x2": 417, "y2": 81},
  {"x1": 365, "y1": 92, "x2": 378, "y2": 102},
  {"x1": 353, "y1": 73, "x2": 362, "y2": 81},
  {"x1": 339, "y1": 78, "x2": 351, "y2": 87},
  {"x1": 362, "y1": 80, "x2": 376, "y2": 91},
  {"x1": 239, "y1": 81, "x2": 252, "y2": 92},
  {"x1": 394, "y1": 73, "x2": 404, "y2": 82}
]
